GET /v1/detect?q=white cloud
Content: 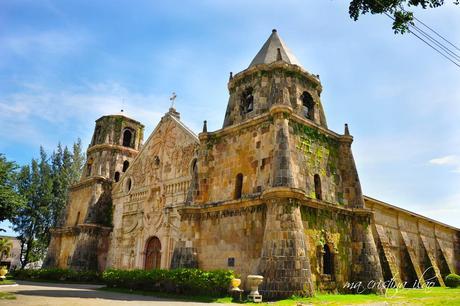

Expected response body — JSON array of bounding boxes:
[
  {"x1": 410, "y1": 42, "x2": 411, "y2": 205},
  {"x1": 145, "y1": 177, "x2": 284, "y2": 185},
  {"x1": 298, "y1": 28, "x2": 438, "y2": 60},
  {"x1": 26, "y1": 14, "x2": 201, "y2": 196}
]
[
  {"x1": 0, "y1": 81, "x2": 169, "y2": 150},
  {"x1": 429, "y1": 155, "x2": 460, "y2": 173},
  {"x1": 0, "y1": 30, "x2": 89, "y2": 57}
]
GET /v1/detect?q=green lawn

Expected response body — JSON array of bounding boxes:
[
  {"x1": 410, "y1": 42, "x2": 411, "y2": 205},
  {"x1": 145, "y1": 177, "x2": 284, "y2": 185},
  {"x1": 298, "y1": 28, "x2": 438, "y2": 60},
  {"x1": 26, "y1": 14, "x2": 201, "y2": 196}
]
[
  {"x1": 268, "y1": 287, "x2": 460, "y2": 306},
  {"x1": 0, "y1": 276, "x2": 16, "y2": 286},
  {"x1": 0, "y1": 292, "x2": 15, "y2": 300},
  {"x1": 102, "y1": 287, "x2": 460, "y2": 305}
]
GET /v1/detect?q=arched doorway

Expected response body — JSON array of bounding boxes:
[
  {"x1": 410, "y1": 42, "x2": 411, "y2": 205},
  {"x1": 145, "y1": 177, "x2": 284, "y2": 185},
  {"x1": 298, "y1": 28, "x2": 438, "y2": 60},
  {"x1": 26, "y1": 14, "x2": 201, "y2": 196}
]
[{"x1": 145, "y1": 236, "x2": 161, "y2": 270}]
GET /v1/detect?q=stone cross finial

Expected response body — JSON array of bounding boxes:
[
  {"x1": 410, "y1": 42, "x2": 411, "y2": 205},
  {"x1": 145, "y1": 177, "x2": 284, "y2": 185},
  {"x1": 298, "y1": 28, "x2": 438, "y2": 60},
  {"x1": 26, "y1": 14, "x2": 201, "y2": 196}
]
[
  {"x1": 229, "y1": 72, "x2": 233, "y2": 81},
  {"x1": 169, "y1": 92, "x2": 177, "y2": 108}
]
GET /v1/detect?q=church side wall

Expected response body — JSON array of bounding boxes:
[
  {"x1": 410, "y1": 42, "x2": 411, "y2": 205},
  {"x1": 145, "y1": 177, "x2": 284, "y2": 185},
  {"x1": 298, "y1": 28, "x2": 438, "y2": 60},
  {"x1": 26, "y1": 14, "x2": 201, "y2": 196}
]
[{"x1": 365, "y1": 197, "x2": 459, "y2": 286}]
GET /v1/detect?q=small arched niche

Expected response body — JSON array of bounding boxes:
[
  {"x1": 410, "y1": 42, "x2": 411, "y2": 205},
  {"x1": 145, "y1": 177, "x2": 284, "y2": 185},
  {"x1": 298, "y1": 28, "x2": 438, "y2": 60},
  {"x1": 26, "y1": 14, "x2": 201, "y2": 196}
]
[
  {"x1": 314, "y1": 174, "x2": 322, "y2": 200},
  {"x1": 234, "y1": 173, "x2": 243, "y2": 200}
]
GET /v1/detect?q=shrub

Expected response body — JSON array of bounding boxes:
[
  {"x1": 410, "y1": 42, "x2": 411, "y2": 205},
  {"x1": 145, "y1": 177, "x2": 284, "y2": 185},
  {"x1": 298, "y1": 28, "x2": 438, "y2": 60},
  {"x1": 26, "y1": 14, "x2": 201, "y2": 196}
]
[
  {"x1": 102, "y1": 268, "x2": 234, "y2": 296},
  {"x1": 12, "y1": 268, "x2": 100, "y2": 283},
  {"x1": 445, "y1": 273, "x2": 460, "y2": 288}
]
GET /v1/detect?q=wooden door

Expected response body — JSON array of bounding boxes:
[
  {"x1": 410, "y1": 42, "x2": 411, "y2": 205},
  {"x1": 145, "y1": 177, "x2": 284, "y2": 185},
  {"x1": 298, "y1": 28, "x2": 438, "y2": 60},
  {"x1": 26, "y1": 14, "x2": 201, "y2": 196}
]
[{"x1": 145, "y1": 237, "x2": 161, "y2": 270}]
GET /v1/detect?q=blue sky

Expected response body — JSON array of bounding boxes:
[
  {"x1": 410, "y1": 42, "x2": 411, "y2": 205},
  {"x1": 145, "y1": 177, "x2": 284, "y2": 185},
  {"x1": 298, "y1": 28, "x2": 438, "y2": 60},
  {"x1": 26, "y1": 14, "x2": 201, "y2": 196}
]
[{"x1": 1, "y1": 0, "x2": 459, "y2": 235}]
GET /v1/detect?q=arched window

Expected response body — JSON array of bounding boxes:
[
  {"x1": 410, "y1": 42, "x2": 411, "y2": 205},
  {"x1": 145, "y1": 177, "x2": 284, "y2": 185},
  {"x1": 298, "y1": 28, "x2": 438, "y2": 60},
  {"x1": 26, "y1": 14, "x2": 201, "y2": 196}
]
[
  {"x1": 234, "y1": 173, "x2": 243, "y2": 199},
  {"x1": 323, "y1": 244, "x2": 333, "y2": 275},
  {"x1": 125, "y1": 178, "x2": 132, "y2": 193},
  {"x1": 114, "y1": 171, "x2": 120, "y2": 182},
  {"x1": 145, "y1": 236, "x2": 161, "y2": 270},
  {"x1": 122, "y1": 160, "x2": 130, "y2": 172},
  {"x1": 241, "y1": 87, "x2": 254, "y2": 114},
  {"x1": 75, "y1": 211, "x2": 80, "y2": 226},
  {"x1": 122, "y1": 129, "x2": 133, "y2": 147},
  {"x1": 314, "y1": 174, "x2": 322, "y2": 200},
  {"x1": 301, "y1": 91, "x2": 315, "y2": 120},
  {"x1": 191, "y1": 159, "x2": 199, "y2": 196}
]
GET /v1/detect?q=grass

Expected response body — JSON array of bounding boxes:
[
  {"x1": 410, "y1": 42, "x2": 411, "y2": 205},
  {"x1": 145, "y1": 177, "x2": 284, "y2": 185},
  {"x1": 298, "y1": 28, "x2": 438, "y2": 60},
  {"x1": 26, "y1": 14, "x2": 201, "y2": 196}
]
[
  {"x1": 0, "y1": 279, "x2": 16, "y2": 285},
  {"x1": 0, "y1": 275, "x2": 16, "y2": 286},
  {"x1": 0, "y1": 292, "x2": 15, "y2": 300},
  {"x1": 267, "y1": 287, "x2": 460, "y2": 306},
  {"x1": 101, "y1": 286, "x2": 460, "y2": 305}
]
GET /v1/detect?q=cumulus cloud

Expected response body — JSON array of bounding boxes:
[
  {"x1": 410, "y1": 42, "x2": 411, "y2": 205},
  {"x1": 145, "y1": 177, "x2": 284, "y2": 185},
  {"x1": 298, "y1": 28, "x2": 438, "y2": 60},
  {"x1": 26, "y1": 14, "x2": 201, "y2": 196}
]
[{"x1": 429, "y1": 155, "x2": 460, "y2": 173}]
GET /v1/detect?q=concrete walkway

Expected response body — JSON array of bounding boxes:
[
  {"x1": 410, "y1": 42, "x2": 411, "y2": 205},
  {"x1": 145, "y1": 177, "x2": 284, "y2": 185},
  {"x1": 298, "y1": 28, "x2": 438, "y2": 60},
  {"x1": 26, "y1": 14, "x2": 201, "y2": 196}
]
[{"x1": 0, "y1": 281, "x2": 226, "y2": 305}]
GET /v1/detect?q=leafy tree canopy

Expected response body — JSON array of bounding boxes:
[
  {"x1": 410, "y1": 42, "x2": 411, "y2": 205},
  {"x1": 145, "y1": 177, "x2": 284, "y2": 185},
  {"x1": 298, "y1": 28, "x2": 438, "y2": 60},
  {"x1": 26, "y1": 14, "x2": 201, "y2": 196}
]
[
  {"x1": 11, "y1": 139, "x2": 84, "y2": 268},
  {"x1": 349, "y1": 0, "x2": 459, "y2": 33},
  {"x1": 0, "y1": 154, "x2": 24, "y2": 226}
]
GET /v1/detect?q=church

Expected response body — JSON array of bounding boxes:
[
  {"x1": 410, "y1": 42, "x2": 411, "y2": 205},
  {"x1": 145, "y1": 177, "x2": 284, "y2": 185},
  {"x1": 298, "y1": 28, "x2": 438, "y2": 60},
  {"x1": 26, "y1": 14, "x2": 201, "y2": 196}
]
[{"x1": 44, "y1": 30, "x2": 459, "y2": 298}]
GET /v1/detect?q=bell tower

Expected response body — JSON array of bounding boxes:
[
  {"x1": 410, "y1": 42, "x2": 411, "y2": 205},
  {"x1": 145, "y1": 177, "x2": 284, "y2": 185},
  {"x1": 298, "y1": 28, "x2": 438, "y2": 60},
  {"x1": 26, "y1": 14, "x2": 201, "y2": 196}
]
[
  {"x1": 44, "y1": 112, "x2": 144, "y2": 271},
  {"x1": 84, "y1": 113, "x2": 144, "y2": 183},
  {"x1": 223, "y1": 29, "x2": 328, "y2": 128}
]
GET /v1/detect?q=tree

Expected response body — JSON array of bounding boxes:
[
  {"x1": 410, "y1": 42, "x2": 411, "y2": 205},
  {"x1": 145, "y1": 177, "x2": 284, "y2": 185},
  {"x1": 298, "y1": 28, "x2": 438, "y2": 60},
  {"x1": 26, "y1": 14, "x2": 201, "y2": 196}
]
[
  {"x1": 11, "y1": 140, "x2": 85, "y2": 268},
  {"x1": 71, "y1": 138, "x2": 85, "y2": 183},
  {"x1": 349, "y1": 0, "x2": 459, "y2": 33},
  {"x1": 0, "y1": 237, "x2": 13, "y2": 262},
  {"x1": 0, "y1": 154, "x2": 24, "y2": 228},
  {"x1": 13, "y1": 158, "x2": 47, "y2": 268}
]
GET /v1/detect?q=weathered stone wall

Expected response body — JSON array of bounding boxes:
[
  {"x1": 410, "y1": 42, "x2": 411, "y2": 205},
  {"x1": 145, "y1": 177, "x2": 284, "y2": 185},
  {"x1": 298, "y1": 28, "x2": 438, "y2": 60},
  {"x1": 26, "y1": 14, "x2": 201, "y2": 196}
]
[
  {"x1": 301, "y1": 205, "x2": 352, "y2": 291},
  {"x1": 178, "y1": 202, "x2": 266, "y2": 280},
  {"x1": 365, "y1": 196, "x2": 459, "y2": 287},
  {"x1": 289, "y1": 118, "x2": 342, "y2": 204},
  {"x1": 197, "y1": 118, "x2": 274, "y2": 204},
  {"x1": 64, "y1": 179, "x2": 105, "y2": 227},
  {"x1": 43, "y1": 228, "x2": 79, "y2": 268}
]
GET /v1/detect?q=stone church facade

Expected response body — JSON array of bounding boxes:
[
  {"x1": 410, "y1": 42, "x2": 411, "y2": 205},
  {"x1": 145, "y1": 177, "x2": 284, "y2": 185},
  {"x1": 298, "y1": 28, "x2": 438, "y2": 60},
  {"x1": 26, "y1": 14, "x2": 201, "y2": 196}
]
[{"x1": 44, "y1": 30, "x2": 460, "y2": 298}]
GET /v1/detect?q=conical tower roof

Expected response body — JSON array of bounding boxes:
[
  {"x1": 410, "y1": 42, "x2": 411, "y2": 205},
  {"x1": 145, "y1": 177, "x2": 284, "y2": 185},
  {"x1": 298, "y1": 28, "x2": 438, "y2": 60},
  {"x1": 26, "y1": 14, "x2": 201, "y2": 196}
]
[{"x1": 248, "y1": 29, "x2": 302, "y2": 68}]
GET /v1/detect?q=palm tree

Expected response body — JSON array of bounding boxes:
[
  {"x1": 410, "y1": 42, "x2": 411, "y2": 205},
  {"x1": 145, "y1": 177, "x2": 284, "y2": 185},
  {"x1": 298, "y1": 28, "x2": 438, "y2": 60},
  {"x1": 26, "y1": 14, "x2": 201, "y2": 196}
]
[{"x1": 0, "y1": 238, "x2": 13, "y2": 262}]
